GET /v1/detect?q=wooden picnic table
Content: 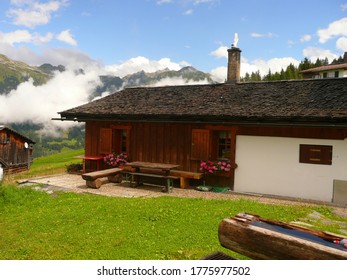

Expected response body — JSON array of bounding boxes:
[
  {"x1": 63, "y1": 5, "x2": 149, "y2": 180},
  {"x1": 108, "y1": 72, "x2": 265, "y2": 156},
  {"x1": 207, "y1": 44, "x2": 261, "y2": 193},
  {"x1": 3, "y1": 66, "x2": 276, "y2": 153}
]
[
  {"x1": 74, "y1": 155, "x2": 104, "y2": 172},
  {"x1": 125, "y1": 161, "x2": 180, "y2": 192}
]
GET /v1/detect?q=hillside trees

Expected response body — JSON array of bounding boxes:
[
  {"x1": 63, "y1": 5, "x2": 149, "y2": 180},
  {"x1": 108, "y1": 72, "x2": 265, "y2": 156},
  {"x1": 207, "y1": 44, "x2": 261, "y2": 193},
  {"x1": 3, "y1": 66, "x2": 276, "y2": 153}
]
[
  {"x1": 9, "y1": 123, "x2": 85, "y2": 158},
  {"x1": 241, "y1": 57, "x2": 331, "y2": 82}
]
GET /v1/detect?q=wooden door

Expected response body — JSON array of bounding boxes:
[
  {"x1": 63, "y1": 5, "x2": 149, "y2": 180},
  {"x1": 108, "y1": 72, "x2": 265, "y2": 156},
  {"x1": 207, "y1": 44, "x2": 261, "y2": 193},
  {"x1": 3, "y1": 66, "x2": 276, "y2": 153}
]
[{"x1": 191, "y1": 129, "x2": 210, "y2": 160}]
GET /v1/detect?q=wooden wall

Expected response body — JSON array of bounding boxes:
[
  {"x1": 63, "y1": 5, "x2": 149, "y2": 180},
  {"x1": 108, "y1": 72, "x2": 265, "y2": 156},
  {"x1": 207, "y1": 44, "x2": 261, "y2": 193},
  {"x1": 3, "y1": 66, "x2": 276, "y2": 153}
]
[
  {"x1": 0, "y1": 130, "x2": 32, "y2": 173},
  {"x1": 84, "y1": 120, "x2": 347, "y2": 187},
  {"x1": 85, "y1": 121, "x2": 198, "y2": 172}
]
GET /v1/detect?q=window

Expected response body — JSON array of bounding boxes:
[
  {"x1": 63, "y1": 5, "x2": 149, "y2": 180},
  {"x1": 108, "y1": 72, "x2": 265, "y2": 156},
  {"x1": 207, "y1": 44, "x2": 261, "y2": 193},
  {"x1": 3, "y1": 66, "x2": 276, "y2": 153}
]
[
  {"x1": 322, "y1": 72, "x2": 328, "y2": 78},
  {"x1": 335, "y1": 71, "x2": 339, "y2": 78},
  {"x1": 191, "y1": 129, "x2": 233, "y2": 161},
  {"x1": 299, "y1": 144, "x2": 332, "y2": 165},
  {"x1": 99, "y1": 126, "x2": 131, "y2": 155},
  {"x1": 217, "y1": 131, "x2": 231, "y2": 159},
  {"x1": 113, "y1": 129, "x2": 128, "y2": 154}
]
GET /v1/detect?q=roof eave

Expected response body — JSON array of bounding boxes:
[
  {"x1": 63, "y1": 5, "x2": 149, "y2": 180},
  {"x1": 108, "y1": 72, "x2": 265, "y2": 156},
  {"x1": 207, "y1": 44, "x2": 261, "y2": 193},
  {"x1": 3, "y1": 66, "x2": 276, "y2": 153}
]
[{"x1": 54, "y1": 114, "x2": 347, "y2": 128}]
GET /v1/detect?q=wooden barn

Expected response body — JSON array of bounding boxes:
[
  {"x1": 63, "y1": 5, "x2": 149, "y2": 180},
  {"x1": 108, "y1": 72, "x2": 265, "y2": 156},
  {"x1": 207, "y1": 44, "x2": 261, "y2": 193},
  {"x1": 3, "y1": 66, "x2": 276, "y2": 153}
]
[
  {"x1": 56, "y1": 45, "x2": 347, "y2": 203},
  {"x1": 0, "y1": 125, "x2": 35, "y2": 174}
]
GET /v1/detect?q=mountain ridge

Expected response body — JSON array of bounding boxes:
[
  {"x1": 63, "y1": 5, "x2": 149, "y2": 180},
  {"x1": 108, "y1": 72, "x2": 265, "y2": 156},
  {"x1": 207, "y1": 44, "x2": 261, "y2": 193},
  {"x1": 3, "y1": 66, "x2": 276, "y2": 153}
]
[{"x1": 0, "y1": 54, "x2": 216, "y2": 96}]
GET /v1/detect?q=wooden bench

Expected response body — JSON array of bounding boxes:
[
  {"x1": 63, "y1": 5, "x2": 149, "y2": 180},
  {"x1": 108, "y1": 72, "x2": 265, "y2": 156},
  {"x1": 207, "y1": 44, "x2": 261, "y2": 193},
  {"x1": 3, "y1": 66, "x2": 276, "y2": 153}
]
[
  {"x1": 81, "y1": 168, "x2": 123, "y2": 189},
  {"x1": 170, "y1": 170, "x2": 203, "y2": 188},
  {"x1": 123, "y1": 171, "x2": 179, "y2": 193}
]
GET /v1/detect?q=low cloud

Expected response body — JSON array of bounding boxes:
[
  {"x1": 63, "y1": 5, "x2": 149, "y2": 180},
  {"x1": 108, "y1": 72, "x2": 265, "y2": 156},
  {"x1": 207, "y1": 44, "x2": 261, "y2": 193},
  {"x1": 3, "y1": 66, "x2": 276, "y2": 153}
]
[
  {"x1": 148, "y1": 77, "x2": 210, "y2": 87},
  {"x1": 0, "y1": 68, "x2": 101, "y2": 134},
  {"x1": 105, "y1": 56, "x2": 191, "y2": 77}
]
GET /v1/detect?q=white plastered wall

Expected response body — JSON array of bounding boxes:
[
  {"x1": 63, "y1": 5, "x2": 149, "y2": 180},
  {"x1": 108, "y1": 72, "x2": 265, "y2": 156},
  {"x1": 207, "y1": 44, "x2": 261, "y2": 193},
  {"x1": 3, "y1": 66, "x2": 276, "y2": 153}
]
[{"x1": 234, "y1": 136, "x2": 347, "y2": 202}]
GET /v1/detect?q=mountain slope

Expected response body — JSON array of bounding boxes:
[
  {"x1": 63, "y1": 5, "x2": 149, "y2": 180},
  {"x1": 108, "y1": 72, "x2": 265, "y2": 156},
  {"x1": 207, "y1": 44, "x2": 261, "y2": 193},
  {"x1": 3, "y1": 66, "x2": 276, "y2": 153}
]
[
  {"x1": 0, "y1": 54, "x2": 49, "y2": 94},
  {"x1": 123, "y1": 66, "x2": 215, "y2": 87},
  {"x1": 0, "y1": 54, "x2": 217, "y2": 96}
]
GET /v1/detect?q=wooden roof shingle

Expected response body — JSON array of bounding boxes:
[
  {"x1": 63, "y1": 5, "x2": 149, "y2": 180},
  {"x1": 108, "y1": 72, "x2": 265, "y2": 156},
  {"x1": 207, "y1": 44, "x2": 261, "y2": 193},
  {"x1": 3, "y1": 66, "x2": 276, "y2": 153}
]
[{"x1": 58, "y1": 78, "x2": 347, "y2": 126}]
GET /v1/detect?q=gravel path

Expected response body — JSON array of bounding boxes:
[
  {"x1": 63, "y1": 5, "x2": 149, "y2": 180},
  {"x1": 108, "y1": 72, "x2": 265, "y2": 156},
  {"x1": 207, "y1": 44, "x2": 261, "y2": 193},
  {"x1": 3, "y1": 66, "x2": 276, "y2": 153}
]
[{"x1": 21, "y1": 173, "x2": 347, "y2": 214}]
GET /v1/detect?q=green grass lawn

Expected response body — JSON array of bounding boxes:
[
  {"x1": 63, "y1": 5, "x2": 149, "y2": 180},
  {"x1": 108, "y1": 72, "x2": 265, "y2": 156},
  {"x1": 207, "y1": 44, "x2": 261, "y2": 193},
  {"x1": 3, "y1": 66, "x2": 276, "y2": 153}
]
[
  {"x1": 7, "y1": 148, "x2": 84, "y2": 181},
  {"x1": 0, "y1": 149, "x2": 346, "y2": 260},
  {"x1": 0, "y1": 184, "x2": 343, "y2": 260}
]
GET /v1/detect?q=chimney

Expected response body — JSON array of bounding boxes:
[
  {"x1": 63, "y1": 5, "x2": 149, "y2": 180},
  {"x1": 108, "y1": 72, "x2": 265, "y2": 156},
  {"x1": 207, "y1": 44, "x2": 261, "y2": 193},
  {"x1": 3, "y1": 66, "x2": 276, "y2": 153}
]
[{"x1": 227, "y1": 44, "x2": 241, "y2": 83}]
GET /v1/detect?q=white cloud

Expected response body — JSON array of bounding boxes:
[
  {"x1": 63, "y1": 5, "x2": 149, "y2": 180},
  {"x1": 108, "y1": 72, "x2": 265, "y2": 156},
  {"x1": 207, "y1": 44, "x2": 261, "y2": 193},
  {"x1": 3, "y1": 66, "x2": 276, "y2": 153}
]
[
  {"x1": 210, "y1": 56, "x2": 300, "y2": 82},
  {"x1": 105, "y1": 56, "x2": 190, "y2": 77},
  {"x1": 149, "y1": 77, "x2": 210, "y2": 87},
  {"x1": 193, "y1": 0, "x2": 218, "y2": 4},
  {"x1": 302, "y1": 46, "x2": 338, "y2": 62},
  {"x1": 250, "y1": 32, "x2": 275, "y2": 38},
  {"x1": 0, "y1": 30, "x2": 32, "y2": 45},
  {"x1": 317, "y1": 17, "x2": 347, "y2": 43},
  {"x1": 0, "y1": 68, "x2": 101, "y2": 133},
  {"x1": 210, "y1": 66, "x2": 227, "y2": 82},
  {"x1": 56, "y1": 29, "x2": 77, "y2": 46},
  {"x1": 210, "y1": 46, "x2": 228, "y2": 59},
  {"x1": 156, "y1": 0, "x2": 172, "y2": 4},
  {"x1": 336, "y1": 37, "x2": 347, "y2": 52},
  {"x1": 300, "y1": 34, "x2": 312, "y2": 42},
  {"x1": 0, "y1": 30, "x2": 55, "y2": 45},
  {"x1": 184, "y1": 9, "x2": 193, "y2": 15},
  {"x1": 341, "y1": 3, "x2": 347, "y2": 11},
  {"x1": 251, "y1": 57, "x2": 300, "y2": 75},
  {"x1": 7, "y1": 0, "x2": 68, "y2": 28}
]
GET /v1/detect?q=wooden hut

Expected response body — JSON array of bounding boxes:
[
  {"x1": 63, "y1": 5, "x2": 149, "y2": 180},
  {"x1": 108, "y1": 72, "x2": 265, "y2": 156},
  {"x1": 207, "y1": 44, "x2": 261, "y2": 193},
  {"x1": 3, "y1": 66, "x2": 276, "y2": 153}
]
[
  {"x1": 0, "y1": 125, "x2": 35, "y2": 174},
  {"x1": 55, "y1": 45, "x2": 347, "y2": 203}
]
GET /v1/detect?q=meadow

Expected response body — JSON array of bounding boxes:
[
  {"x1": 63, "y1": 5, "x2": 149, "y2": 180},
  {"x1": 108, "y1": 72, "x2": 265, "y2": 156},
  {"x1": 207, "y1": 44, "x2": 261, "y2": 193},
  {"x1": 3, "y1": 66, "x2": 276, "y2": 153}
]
[{"x1": 0, "y1": 149, "x2": 345, "y2": 260}]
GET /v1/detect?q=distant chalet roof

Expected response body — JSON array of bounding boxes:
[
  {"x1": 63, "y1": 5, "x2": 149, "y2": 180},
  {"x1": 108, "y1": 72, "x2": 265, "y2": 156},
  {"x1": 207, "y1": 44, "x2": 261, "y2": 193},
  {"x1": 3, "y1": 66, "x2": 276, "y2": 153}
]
[
  {"x1": 300, "y1": 62, "x2": 347, "y2": 73},
  {"x1": 58, "y1": 78, "x2": 347, "y2": 127},
  {"x1": 0, "y1": 125, "x2": 35, "y2": 144}
]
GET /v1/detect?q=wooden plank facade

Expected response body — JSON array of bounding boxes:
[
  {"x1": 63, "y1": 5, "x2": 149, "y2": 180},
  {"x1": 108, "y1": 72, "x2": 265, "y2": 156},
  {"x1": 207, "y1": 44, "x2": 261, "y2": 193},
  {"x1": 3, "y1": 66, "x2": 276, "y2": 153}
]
[
  {"x1": 0, "y1": 126, "x2": 35, "y2": 174},
  {"x1": 83, "y1": 120, "x2": 347, "y2": 189}
]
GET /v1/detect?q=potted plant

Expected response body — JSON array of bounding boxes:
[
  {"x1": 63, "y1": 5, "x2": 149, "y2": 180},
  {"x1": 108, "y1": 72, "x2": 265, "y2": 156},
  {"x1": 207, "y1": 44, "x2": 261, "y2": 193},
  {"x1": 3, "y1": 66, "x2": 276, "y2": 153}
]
[
  {"x1": 103, "y1": 152, "x2": 129, "y2": 183},
  {"x1": 197, "y1": 159, "x2": 232, "y2": 191},
  {"x1": 103, "y1": 152, "x2": 128, "y2": 168},
  {"x1": 66, "y1": 163, "x2": 83, "y2": 174}
]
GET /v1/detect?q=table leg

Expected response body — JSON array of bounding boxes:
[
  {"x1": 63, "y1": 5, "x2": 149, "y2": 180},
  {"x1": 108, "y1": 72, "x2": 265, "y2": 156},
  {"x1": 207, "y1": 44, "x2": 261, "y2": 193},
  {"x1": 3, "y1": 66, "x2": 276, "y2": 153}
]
[{"x1": 135, "y1": 167, "x2": 140, "y2": 187}]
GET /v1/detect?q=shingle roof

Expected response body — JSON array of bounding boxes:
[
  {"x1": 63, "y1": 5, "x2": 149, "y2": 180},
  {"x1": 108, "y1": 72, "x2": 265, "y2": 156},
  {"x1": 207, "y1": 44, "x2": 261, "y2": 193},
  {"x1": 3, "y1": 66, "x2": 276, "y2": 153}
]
[
  {"x1": 58, "y1": 78, "x2": 347, "y2": 126},
  {"x1": 0, "y1": 125, "x2": 35, "y2": 144},
  {"x1": 300, "y1": 63, "x2": 347, "y2": 73}
]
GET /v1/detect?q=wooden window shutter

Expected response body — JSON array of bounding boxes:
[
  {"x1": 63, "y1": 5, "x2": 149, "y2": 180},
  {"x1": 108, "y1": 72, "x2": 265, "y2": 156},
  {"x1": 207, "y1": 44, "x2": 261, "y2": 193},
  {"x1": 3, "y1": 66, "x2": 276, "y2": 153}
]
[
  {"x1": 99, "y1": 128, "x2": 112, "y2": 154},
  {"x1": 299, "y1": 144, "x2": 332, "y2": 165},
  {"x1": 191, "y1": 129, "x2": 210, "y2": 160}
]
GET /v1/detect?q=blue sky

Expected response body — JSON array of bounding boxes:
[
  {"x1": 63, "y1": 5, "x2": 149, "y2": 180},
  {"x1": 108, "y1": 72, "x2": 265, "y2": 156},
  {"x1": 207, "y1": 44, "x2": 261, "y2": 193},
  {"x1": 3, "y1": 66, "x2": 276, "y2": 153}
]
[
  {"x1": 1, "y1": 0, "x2": 347, "y2": 130},
  {"x1": 1, "y1": 0, "x2": 347, "y2": 80}
]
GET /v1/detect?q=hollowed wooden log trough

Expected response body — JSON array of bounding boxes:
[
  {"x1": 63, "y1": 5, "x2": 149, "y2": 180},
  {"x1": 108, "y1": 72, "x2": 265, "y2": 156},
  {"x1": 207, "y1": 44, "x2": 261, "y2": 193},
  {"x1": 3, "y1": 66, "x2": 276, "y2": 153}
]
[{"x1": 218, "y1": 212, "x2": 347, "y2": 260}]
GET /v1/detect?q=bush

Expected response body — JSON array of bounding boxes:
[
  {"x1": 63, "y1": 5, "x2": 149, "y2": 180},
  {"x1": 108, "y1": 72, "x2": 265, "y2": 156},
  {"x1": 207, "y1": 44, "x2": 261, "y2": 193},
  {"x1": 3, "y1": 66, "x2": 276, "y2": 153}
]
[{"x1": 66, "y1": 163, "x2": 83, "y2": 174}]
